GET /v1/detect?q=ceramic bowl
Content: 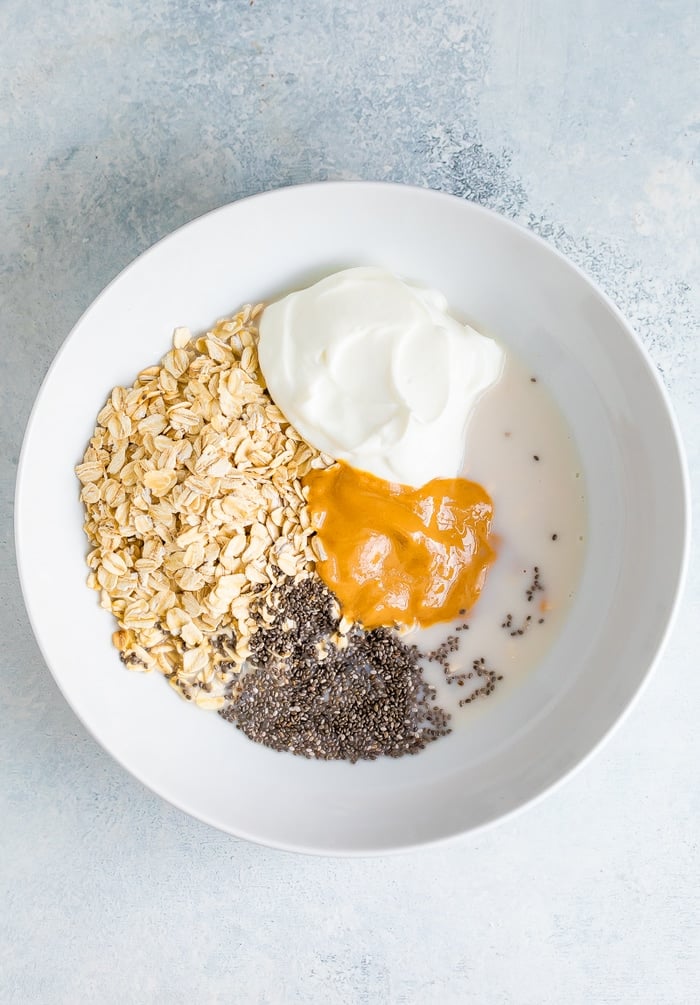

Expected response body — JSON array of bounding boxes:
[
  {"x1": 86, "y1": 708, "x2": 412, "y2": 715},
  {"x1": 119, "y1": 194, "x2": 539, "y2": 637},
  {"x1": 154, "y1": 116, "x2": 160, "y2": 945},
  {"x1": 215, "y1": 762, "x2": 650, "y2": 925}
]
[{"x1": 16, "y1": 183, "x2": 689, "y2": 854}]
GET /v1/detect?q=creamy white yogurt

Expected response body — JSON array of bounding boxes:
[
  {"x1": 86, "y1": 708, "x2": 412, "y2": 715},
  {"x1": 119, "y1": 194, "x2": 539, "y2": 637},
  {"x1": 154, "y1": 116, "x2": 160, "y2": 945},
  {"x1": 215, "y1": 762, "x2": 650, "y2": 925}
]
[{"x1": 258, "y1": 267, "x2": 504, "y2": 486}]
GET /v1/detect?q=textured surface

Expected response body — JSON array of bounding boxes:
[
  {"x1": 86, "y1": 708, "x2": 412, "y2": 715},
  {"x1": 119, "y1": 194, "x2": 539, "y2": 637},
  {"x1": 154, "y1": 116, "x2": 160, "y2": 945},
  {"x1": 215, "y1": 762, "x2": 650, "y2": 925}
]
[{"x1": 1, "y1": 1, "x2": 698, "y2": 1002}]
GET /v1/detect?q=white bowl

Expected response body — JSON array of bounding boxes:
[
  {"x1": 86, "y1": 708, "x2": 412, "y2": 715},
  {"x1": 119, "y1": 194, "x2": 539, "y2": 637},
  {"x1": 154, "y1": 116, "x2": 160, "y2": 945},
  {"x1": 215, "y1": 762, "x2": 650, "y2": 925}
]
[{"x1": 16, "y1": 183, "x2": 689, "y2": 855}]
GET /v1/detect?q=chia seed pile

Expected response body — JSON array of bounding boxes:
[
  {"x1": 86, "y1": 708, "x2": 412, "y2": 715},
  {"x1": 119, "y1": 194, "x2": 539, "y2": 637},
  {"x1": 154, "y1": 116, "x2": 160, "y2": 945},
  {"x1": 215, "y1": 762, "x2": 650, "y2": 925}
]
[
  {"x1": 216, "y1": 561, "x2": 553, "y2": 761},
  {"x1": 219, "y1": 577, "x2": 452, "y2": 761}
]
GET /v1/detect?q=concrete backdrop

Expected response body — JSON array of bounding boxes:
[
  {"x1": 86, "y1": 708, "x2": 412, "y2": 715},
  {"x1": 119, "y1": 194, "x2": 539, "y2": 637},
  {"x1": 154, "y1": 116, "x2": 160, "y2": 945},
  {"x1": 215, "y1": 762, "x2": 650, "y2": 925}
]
[{"x1": 1, "y1": 2, "x2": 698, "y2": 1002}]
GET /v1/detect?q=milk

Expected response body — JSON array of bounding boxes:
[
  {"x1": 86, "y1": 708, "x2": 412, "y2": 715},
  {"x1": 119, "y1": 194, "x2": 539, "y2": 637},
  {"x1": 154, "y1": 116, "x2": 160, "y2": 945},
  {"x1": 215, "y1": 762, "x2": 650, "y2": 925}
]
[{"x1": 411, "y1": 351, "x2": 587, "y2": 722}]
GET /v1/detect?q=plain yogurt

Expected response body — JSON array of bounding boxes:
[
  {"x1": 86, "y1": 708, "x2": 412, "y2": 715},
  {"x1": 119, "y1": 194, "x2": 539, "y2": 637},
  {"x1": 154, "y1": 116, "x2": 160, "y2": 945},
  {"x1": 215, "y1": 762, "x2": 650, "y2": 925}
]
[{"x1": 258, "y1": 267, "x2": 504, "y2": 486}]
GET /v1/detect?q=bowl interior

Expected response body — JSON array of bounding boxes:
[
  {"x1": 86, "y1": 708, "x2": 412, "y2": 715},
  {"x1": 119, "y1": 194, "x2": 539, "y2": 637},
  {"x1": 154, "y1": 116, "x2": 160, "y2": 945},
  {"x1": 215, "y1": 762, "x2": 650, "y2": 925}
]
[{"x1": 16, "y1": 183, "x2": 688, "y2": 853}]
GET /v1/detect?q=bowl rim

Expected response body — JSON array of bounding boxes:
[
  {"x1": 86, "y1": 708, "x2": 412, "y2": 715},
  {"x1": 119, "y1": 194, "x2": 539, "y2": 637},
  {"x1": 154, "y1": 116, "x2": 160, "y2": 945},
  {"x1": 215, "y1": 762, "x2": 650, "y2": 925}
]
[{"x1": 15, "y1": 180, "x2": 692, "y2": 856}]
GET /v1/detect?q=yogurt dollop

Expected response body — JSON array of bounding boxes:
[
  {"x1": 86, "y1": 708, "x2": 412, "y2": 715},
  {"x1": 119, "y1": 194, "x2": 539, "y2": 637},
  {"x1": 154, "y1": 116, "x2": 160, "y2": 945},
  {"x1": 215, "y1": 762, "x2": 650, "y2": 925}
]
[{"x1": 258, "y1": 267, "x2": 504, "y2": 486}]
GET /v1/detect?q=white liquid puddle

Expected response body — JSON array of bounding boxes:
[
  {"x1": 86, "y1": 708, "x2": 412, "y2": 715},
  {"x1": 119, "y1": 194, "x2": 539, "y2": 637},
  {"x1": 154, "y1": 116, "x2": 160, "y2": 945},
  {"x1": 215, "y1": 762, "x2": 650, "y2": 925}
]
[{"x1": 410, "y1": 353, "x2": 587, "y2": 724}]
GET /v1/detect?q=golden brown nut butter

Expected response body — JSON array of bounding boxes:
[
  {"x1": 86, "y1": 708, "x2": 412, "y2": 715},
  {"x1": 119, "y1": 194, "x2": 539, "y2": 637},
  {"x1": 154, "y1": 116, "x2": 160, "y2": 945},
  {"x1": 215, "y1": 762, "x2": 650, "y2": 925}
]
[{"x1": 304, "y1": 462, "x2": 496, "y2": 629}]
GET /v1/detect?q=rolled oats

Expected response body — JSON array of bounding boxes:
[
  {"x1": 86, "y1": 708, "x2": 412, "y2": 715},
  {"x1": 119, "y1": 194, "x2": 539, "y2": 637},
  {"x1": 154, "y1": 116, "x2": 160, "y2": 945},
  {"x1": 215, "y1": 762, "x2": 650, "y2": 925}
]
[{"x1": 77, "y1": 306, "x2": 329, "y2": 705}]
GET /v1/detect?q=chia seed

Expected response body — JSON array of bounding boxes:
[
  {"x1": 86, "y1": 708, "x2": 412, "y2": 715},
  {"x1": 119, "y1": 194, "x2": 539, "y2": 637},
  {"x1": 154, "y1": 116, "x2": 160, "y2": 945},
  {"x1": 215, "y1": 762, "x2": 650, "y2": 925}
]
[
  {"x1": 459, "y1": 658, "x2": 500, "y2": 706},
  {"x1": 119, "y1": 651, "x2": 147, "y2": 668},
  {"x1": 211, "y1": 631, "x2": 237, "y2": 657},
  {"x1": 219, "y1": 578, "x2": 451, "y2": 762},
  {"x1": 525, "y1": 566, "x2": 545, "y2": 603},
  {"x1": 428, "y1": 623, "x2": 503, "y2": 705}
]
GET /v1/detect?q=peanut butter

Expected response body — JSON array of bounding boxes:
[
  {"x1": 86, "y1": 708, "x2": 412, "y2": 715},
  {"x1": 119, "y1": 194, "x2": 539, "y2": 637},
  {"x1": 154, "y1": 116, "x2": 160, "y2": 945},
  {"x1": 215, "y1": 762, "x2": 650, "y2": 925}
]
[{"x1": 305, "y1": 462, "x2": 496, "y2": 629}]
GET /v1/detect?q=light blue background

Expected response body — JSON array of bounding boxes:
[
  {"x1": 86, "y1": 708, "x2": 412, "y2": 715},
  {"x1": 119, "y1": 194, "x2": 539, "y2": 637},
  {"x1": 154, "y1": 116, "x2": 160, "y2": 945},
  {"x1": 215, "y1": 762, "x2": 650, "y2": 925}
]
[{"x1": 2, "y1": 2, "x2": 698, "y2": 1002}]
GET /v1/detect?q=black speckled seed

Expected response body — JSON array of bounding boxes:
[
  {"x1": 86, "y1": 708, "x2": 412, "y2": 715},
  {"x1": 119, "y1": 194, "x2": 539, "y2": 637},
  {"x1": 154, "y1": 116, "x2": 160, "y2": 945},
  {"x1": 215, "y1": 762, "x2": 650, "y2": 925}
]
[{"x1": 219, "y1": 578, "x2": 451, "y2": 762}]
